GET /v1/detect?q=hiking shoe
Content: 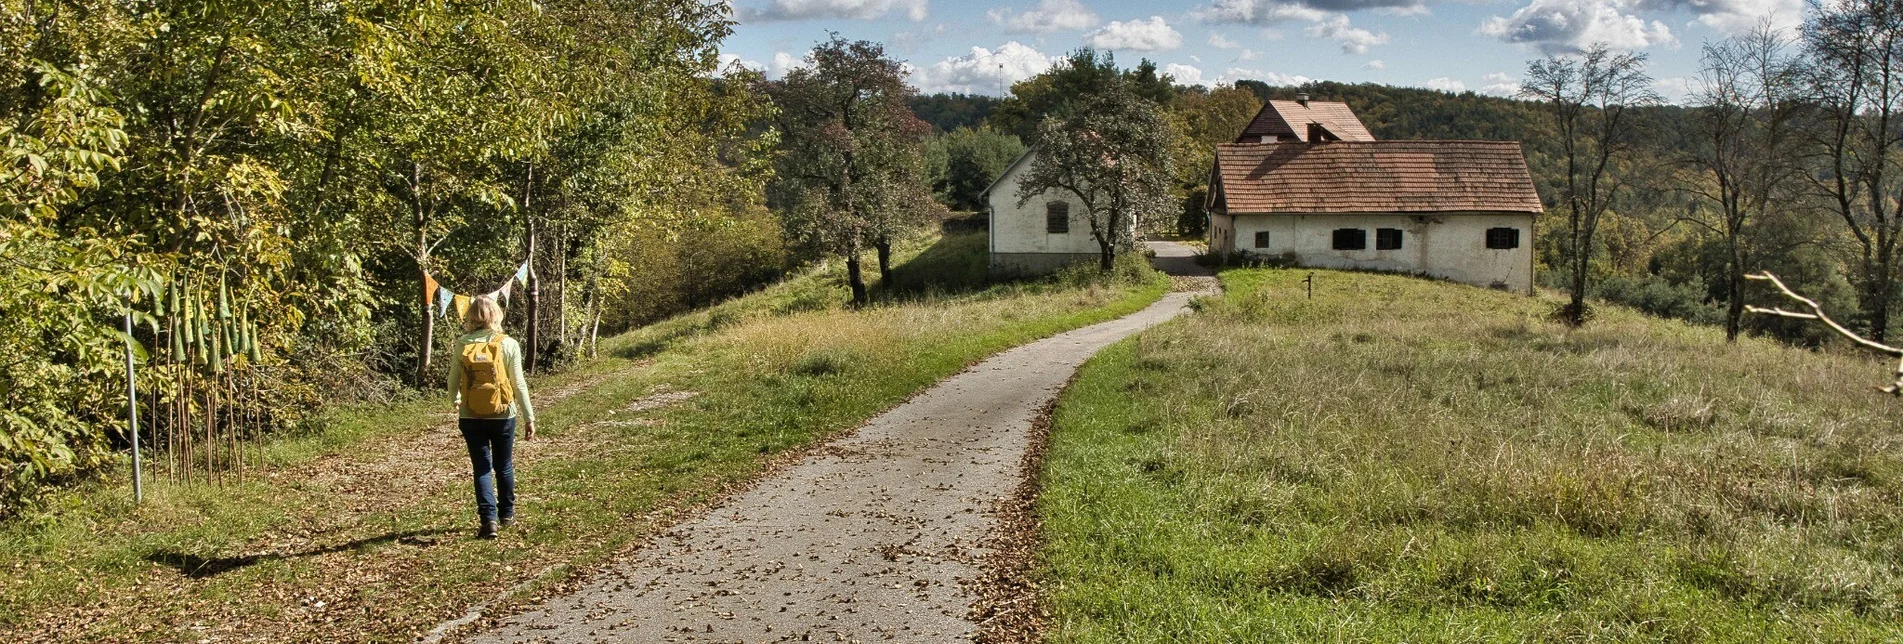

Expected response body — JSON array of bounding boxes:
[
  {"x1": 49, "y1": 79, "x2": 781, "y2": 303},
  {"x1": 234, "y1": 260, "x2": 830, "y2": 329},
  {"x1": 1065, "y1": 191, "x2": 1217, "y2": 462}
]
[
  {"x1": 498, "y1": 515, "x2": 514, "y2": 529},
  {"x1": 478, "y1": 519, "x2": 498, "y2": 540}
]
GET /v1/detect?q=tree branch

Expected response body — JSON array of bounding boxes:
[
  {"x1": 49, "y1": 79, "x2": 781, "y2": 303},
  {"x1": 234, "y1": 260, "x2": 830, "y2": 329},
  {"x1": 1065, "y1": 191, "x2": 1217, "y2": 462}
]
[{"x1": 1745, "y1": 271, "x2": 1903, "y2": 394}]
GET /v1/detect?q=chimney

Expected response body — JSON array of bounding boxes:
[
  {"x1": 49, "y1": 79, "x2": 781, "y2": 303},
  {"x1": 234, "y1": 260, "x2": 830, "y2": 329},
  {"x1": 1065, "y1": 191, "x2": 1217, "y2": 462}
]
[{"x1": 1296, "y1": 93, "x2": 1310, "y2": 106}]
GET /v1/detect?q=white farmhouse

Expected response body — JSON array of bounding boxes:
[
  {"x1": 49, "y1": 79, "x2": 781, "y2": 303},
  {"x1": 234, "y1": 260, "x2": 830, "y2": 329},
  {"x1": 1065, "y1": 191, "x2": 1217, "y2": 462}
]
[
  {"x1": 1208, "y1": 97, "x2": 1542, "y2": 293},
  {"x1": 982, "y1": 149, "x2": 1137, "y2": 276}
]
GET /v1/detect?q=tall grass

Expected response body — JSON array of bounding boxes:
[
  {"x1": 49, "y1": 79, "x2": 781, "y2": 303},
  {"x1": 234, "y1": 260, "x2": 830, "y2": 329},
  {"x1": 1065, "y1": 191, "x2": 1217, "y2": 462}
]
[
  {"x1": 0, "y1": 231, "x2": 1168, "y2": 641},
  {"x1": 1040, "y1": 268, "x2": 1903, "y2": 642}
]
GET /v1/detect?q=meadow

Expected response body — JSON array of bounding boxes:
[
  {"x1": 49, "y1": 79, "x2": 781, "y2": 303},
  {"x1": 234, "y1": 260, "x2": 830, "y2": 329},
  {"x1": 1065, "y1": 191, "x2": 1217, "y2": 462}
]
[
  {"x1": 0, "y1": 231, "x2": 1166, "y2": 642},
  {"x1": 1039, "y1": 268, "x2": 1903, "y2": 642}
]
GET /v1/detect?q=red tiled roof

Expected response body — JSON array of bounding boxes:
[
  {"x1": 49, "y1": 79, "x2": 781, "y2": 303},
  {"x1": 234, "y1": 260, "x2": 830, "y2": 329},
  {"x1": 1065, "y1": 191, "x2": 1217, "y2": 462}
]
[
  {"x1": 1238, "y1": 100, "x2": 1375, "y2": 143},
  {"x1": 1213, "y1": 141, "x2": 1543, "y2": 214}
]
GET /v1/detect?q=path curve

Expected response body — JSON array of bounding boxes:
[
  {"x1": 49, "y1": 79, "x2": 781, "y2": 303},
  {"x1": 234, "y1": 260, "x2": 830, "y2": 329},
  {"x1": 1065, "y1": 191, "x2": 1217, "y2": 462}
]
[{"x1": 463, "y1": 243, "x2": 1209, "y2": 643}]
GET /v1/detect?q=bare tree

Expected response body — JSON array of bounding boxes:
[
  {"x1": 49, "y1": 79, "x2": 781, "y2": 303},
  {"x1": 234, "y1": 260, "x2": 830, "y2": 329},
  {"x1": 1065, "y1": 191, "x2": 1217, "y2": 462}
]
[
  {"x1": 1747, "y1": 271, "x2": 1903, "y2": 394},
  {"x1": 1803, "y1": 0, "x2": 1903, "y2": 343},
  {"x1": 1683, "y1": 25, "x2": 1804, "y2": 342},
  {"x1": 1521, "y1": 44, "x2": 1660, "y2": 326}
]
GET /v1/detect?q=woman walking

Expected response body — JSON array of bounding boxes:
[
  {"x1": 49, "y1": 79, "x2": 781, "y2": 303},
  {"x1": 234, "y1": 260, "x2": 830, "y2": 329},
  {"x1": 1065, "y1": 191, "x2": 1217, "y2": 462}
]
[{"x1": 447, "y1": 295, "x2": 535, "y2": 539}]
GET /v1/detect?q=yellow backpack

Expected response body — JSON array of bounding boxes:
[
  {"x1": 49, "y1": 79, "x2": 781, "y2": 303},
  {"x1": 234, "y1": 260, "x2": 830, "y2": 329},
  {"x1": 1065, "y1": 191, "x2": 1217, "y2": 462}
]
[{"x1": 460, "y1": 334, "x2": 515, "y2": 418}]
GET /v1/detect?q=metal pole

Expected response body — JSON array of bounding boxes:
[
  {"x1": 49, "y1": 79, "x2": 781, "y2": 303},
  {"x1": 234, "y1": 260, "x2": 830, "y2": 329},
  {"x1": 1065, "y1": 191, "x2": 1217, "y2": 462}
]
[
  {"x1": 124, "y1": 313, "x2": 142, "y2": 504},
  {"x1": 1305, "y1": 273, "x2": 1314, "y2": 299}
]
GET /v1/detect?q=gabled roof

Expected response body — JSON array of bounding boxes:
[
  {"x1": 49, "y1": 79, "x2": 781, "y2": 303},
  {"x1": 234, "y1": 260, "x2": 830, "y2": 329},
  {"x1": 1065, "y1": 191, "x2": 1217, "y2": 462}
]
[
  {"x1": 1212, "y1": 141, "x2": 1543, "y2": 214},
  {"x1": 980, "y1": 147, "x2": 1037, "y2": 201},
  {"x1": 1238, "y1": 100, "x2": 1375, "y2": 143}
]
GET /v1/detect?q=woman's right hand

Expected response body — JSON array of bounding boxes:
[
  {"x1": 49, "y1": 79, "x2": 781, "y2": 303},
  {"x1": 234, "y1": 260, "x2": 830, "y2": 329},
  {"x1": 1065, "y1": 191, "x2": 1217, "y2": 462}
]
[{"x1": 523, "y1": 421, "x2": 536, "y2": 441}]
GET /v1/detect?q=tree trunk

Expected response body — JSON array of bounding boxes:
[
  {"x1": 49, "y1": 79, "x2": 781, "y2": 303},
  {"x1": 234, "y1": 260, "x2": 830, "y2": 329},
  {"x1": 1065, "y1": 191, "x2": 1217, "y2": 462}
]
[
  {"x1": 413, "y1": 162, "x2": 432, "y2": 387},
  {"x1": 846, "y1": 240, "x2": 868, "y2": 306},
  {"x1": 523, "y1": 164, "x2": 539, "y2": 373},
  {"x1": 875, "y1": 237, "x2": 892, "y2": 287},
  {"x1": 1100, "y1": 241, "x2": 1115, "y2": 272},
  {"x1": 1567, "y1": 238, "x2": 1590, "y2": 327},
  {"x1": 1724, "y1": 236, "x2": 1744, "y2": 342},
  {"x1": 557, "y1": 221, "x2": 569, "y2": 348}
]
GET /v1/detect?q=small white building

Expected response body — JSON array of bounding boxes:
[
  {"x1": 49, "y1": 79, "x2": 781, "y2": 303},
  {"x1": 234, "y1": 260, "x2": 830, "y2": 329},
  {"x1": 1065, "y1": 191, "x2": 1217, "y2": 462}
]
[
  {"x1": 1208, "y1": 98, "x2": 1542, "y2": 293},
  {"x1": 982, "y1": 149, "x2": 1136, "y2": 275}
]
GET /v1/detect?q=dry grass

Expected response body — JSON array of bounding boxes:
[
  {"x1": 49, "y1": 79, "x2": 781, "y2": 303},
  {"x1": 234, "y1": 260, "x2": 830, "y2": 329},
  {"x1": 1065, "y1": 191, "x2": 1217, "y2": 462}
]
[
  {"x1": 1039, "y1": 268, "x2": 1903, "y2": 642},
  {"x1": 0, "y1": 232, "x2": 1167, "y2": 642}
]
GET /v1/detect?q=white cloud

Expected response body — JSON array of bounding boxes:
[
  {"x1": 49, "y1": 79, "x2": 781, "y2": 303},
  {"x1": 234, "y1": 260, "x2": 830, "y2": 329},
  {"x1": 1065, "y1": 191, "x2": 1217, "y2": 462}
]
[
  {"x1": 1424, "y1": 76, "x2": 1467, "y2": 92},
  {"x1": 1209, "y1": 33, "x2": 1243, "y2": 49},
  {"x1": 987, "y1": 0, "x2": 1099, "y2": 34},
  {"x1": 1305, "y1": 15, "x2": 1390, "y2": 54},
  {"x1": 1238, "y1": 48, "x2": 1262, "y2": 60},
  {"x1": 1166, "y1": 63, "x2": 1209, "y2": 86},
  {"x1": 1363, "y1": 59, "x2": 1385, "y2": 70},
  {"x1": 1654, "y1": 76, "x2": 1692, "y2": 103},
  {"x1": 1638, "y1": 0, "x2": 1804, "y2": 34},
  {"x1": 1195, "y1": 0, "x2": 1425, "y2": 24},
  {"x1": 771, "y1": 51, "x2": 805, "y2": 78},
  {"x1": 1085, "y1": 16, "x2": 1185, "y2": 51},
  {"x1": 741, "y1": 0, "x2": 928, "y2": 21},
  {"x1": 910, "y1": 41, "x2": 1060, "y2": 95},
  {"x1": 1196, "y1": 0, "x2": 1330, "y2": 24},
  {"x1": 1480, "y1": 71, "x2": 1519, "y2": 95},
  {"x1": 718, "y1": 53, "x2": 764, "y2": 73},
  {"x1": 1480, "y1": 0, "x2": 1676, "y2": 54},
  {"x1": 1215, "y1": 67, "x2": 1314, "y2": 86}
]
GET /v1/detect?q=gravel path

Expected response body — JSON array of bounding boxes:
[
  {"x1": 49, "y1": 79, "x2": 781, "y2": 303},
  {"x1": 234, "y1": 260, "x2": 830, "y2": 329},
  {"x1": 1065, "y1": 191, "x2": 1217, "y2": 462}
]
[{"x1": 463, "y1": 243, "x2": 1210, "y2": 643}]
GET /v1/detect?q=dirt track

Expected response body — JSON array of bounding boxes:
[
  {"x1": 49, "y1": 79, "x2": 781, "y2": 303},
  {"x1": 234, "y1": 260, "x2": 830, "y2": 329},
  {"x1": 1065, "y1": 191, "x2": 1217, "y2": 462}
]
[{"x1": 460, "y1": 243, "x2": 1211, "y2": 643}]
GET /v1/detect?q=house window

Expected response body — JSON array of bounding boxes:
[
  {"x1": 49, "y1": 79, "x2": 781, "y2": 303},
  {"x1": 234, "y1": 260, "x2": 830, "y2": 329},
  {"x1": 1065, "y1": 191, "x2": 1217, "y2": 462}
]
[
  {"x1": 1332, "y1": 228, "x2": 1367, "y2": 251},
  {"x1": 1485, "y1": 227, "x2": 1520, "y2": 249},
  {"x1": 1046, "y1": 202, "x2": 1069, "y2": 234},
  {"x1": 1253, "y1": 231, "x2": 1271, "y2": 248},
  {"x1": 1376, "y1": 228, "x2": 1403, "y2": 250}
]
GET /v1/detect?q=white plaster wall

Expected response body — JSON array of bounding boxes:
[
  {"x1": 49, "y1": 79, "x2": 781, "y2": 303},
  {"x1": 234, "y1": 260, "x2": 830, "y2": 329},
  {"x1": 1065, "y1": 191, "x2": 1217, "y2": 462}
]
[
  {"x1": 987, "y1": 153, "x2": 1126, "y2": 256},
  {"x1": 1232, "y1": 212, "x2": 1535, "y2": 293},
  {"x1": 1208, "y1": 213, "x2": 1235, "y2": 254}
]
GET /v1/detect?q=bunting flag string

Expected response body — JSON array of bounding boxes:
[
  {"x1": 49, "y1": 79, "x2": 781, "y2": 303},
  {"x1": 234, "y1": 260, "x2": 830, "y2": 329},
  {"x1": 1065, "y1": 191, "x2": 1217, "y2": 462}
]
[{"x1": 421, "y1": 260, "x2": 530, "y2": 320}]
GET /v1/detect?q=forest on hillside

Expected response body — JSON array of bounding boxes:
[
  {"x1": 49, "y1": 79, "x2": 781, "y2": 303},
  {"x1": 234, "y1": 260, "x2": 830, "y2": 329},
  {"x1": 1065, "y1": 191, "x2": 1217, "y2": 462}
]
[{"x1": 8, "y1": 0, "x2": 1903, "y2": 515}]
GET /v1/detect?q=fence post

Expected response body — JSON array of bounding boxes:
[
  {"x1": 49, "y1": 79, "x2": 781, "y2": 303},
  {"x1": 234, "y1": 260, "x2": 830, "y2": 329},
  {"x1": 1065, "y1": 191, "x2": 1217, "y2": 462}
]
[{"x1": 124, "y1": 313, "x2": 142, "y2": 504}]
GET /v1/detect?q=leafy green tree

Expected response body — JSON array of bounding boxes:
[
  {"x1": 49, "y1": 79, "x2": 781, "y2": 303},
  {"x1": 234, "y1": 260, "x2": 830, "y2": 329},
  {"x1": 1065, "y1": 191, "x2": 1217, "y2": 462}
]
[
  {"x1": 1016, "y1": 81, "x2": 1174, "y2": 271},
  {"x1": 989, "y1": 48, "x2": 1122, "y2": 142},
  {"x1": 763, "y1": 36, "x2": 931, "y2": 304},
  {"x1": 926, "y1": 126, "x2": 1025, "y2": 211}
]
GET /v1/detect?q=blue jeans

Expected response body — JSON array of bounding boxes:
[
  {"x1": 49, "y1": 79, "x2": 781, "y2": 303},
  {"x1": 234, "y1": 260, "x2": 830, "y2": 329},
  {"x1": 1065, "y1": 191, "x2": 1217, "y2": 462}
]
[{"x1": 459, "y1": 417, "x2": 515, "y2": 522}]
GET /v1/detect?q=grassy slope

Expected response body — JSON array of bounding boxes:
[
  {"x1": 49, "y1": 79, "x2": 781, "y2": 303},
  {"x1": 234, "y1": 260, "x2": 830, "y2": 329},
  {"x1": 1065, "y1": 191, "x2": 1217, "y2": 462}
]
[
  {"x1": 1041, "y1": 268, "x2": 1903, "y2": 642},
  {"x1": 0, "y1": 231, "x2": 1167, "y2": 642}
]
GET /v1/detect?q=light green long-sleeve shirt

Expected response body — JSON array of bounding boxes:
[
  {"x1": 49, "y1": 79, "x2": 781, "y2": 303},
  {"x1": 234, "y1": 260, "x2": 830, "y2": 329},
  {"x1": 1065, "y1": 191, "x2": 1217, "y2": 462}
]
[{"x1": 446, "y1": 329, "x2": 535, "y2": 423}]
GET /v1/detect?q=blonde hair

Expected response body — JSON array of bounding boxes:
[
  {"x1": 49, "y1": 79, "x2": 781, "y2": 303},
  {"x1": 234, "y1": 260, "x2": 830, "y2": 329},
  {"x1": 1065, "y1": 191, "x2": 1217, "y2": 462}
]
[{"x1": 464, "y1": 295, "x2": 504, "y2": 333}]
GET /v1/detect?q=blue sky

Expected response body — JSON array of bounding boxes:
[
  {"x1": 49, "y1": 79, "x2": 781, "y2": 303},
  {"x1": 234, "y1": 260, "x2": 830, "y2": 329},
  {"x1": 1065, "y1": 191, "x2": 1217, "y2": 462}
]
[{"x1": 717, "y1": 0, "x2": 1806, "y2": 104}]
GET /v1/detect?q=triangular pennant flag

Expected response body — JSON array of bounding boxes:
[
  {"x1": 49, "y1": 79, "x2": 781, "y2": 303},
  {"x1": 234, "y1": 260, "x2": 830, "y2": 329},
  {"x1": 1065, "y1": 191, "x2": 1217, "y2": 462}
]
[
  {"x1": 514, "y1": 262, "x2": 530, "y2": 288},
  {"x1": 453, "y1": 294, "x2": 472, "y2": 322},
  {"x1": 437, "y1": 286, "x2": 454, "y2": 319},
  {"x1": 497, "y1": 281, "x2": 512, "y2": 306},
  {"x1": 422, "y1": 273, "x2": 439, "y2": 309}
]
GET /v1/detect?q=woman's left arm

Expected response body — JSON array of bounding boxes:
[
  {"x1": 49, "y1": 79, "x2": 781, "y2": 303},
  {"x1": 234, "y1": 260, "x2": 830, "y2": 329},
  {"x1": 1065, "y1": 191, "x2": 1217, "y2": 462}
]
[{"x1": 508, "y1": 338, "x2": 535, "y2": 436}]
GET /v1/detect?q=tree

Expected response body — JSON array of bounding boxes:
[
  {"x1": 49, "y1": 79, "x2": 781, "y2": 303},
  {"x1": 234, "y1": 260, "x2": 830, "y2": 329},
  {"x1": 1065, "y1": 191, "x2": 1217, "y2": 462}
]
[
  {"x1": 1682, "y1": 25, "x2": 1803, "y2": 342},
  {"x1": 1804, "y1": 0, "x2": 1903, "y2": 342},
  {"x1": 1166, "y1": 84, "x2": 1261, "y2": 236},
  {"x1": 764, "y1": 36, "x2": 931, "y2": 304},
  {"x1": 1521, "y1": 44, "x2": 1660, "y2": 326},
  {"x1": 1016, "y1": 81, "x2": 1174, "y2": 271},
  {"x1": 926, "y1": 126, "x2": 1025, "y2": 211},
  {"x1": 989, "y1": 49, "x2": 1122, "y2": 143}
]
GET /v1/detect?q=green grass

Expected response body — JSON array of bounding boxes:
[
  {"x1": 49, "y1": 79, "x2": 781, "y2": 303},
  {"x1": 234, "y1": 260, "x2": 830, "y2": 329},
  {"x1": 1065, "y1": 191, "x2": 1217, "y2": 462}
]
[
  {"x1": 0, "y1": 231, "x2": 1168, "y2": 641},
  {"x1": 1039, "y1": 268, "x2": 1903, "y2": 643}
]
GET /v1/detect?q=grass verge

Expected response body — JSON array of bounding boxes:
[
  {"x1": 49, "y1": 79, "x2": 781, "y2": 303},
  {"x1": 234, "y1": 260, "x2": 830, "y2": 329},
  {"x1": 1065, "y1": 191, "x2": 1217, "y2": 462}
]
[
  {"x1": 0, "y1": 232, "x2": 1167, "y2": 642},
  {"x1": 1039, "y1": 268, "x2": 1903, "y2": 642}
]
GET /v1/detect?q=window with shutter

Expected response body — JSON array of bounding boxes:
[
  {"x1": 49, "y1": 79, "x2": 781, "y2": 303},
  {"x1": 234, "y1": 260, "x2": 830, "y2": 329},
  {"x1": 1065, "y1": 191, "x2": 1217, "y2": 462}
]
[
  {"x1": 1253, "y1": 231, "x2": 1270, "y2": 248},
  {"x1": 1332, "y1": 228, "x2": 1367, "y2": 250},
  {"x1": 1376, "y1": 228, "x2": 1403, "y2": 250},
  {"x1": 1046, "y1": 202, "x2": 1069, "y2": 234},
  {"x1": 1485, "y1": 227, "x2": 1520, "y2": 249}
]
